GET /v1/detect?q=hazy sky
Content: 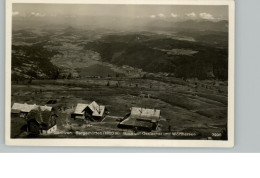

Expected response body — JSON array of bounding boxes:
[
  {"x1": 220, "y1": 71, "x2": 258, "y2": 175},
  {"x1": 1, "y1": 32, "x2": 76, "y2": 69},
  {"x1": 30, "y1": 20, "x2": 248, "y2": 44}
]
[{"x1": 13, "y1": 4, "x2": 228, "y2": 21}]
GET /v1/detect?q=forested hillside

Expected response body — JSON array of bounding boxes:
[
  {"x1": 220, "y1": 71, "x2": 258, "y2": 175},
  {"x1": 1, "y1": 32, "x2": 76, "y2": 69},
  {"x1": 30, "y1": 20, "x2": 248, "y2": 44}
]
[{"x1": 85, "y1": 34, "x2": 228, "y2": 80}]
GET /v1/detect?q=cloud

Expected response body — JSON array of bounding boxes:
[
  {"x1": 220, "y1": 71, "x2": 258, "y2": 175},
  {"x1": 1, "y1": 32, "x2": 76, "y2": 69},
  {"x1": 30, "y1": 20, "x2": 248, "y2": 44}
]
[
  {"x1": 170, "y1": 13, "x2": 178, "y2": 18},
  {"x1": 12, "y1": 11, "x2": 19, "y2": 16},
  {"x1": 158, "y1": 13, "x2": 165, "y2": 18},
  {"x1": 186, "y1": 12, "x2": 196, "y2": 18},
  {"x1": 31, "y1": 12, "x2": 45, "y2": 17},
  {"x1": 199, "y1": 13, "x2": 215, "y2": 20},
  {"x1": 150, "y1": 15, "x2": 156, "y2": 18}
]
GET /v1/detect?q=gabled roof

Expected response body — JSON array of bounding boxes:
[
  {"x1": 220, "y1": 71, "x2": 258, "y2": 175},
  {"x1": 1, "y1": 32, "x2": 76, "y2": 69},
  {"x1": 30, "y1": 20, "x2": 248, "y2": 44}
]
[
  {"x1": 11, "y1": 103, "x2": 52, "y2": 113},
  {"x1": 119, "y1": 107, "x2": 160, "y2": 129},
  {"x1": 88, "y1": 101, "x2": 99, "y2": 113},
  {"x1": 92, "y1": 105, "x2": 105, "y2": 117},
  {"x1": 87, "y1": 101, "x2": 105, "y2": 117},
  {"x1": 74, "y1": 103, "x2": 88, "y2": 115},
  {"x1": 130, "y1": 107, "x2": 160, "y2": 121},
  {"x1": 11, "y1": 103, "x2": 38, "y2": 113},
  {"x1": 74, "y1": 101, "x2": 106, "y2": 117}
]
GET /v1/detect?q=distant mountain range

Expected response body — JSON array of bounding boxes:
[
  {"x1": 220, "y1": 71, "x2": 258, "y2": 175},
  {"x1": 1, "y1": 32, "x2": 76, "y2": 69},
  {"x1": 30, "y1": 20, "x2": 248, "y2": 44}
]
[
  {"x1": 144, "y1": 19, "x2": 228, "y2": 32},
  {"x1": 174, "y1": 20, "x2": 228, "y2": 32},
  {"x1": 13, "y1": 15, "x2": 228, "y2": 32}
]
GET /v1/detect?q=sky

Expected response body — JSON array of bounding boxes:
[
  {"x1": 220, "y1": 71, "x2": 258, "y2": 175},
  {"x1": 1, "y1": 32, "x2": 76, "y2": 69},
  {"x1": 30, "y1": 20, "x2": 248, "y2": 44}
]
[{"x1": 12, "y1": 4, "x2": 229, "y2": 21}]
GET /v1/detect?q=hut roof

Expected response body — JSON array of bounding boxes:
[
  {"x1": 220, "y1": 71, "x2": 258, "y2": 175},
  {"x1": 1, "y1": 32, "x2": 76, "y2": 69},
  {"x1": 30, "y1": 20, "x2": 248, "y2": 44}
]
[
  {"x1": 11, "y1": 103, "x2": 52, "y2": 113},
  {"x1": 74, "y1": 103, "x2": 88, "y2": 115},
  {"x1": 87, "y1": 101, "x2": 105, "y2": 117},
  {"x1": 130, "y1": 107, "x2": 160, "y2": 122},
  {"x1": 11, "y1": 103, "x2": 38, "y2": 113},
  {"x1": 92, "y1": 105, "x2": 105, "y2": 117},
  {"x1": 88, "y1": 101, "x2": 99, "y2": 113},
  {"x1": 74, "y1": 101, "x2": 106, "y2": 117}
]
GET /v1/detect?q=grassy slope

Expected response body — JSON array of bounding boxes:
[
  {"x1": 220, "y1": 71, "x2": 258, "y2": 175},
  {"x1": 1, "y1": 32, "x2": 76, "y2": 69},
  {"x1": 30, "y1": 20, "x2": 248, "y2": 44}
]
[
  {"x1": 12, "y1": 44, "x2": 60, "y2": 80},
  {"x1": 11, "y1": 77, "x2": 227, "y2": 139}
]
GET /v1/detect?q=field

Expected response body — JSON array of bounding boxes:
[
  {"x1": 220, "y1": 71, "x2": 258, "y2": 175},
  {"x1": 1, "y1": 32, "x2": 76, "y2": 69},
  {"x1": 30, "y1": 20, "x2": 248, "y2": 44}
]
[{"x1": 11, "y1": 74, "x2": 227, "y2": 139}]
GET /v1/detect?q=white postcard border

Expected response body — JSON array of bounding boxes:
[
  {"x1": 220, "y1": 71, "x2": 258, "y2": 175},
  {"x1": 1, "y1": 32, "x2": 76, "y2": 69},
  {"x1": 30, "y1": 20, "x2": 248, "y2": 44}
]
[{"x1": 5, "y1": 0, "x2": 235, "y2": 147}]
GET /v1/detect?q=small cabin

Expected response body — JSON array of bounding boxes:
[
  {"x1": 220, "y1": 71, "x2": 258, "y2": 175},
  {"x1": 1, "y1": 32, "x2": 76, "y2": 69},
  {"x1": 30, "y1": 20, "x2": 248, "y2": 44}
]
[
  {"x1": 71, "y1": 101, "x2": 106, "y2": 121},
  {"x1": 11, "y1": 103, "x2": 53, "y2": 118},
  {"x1": 83, "y1": 101, "x2": 106, "y2": 120},
  {"x1": 11, "y1": 103, "x2": 38, "y2": 118},
  {"x1": 71, "y1": 103, "x2": 88, "y2": 119},
  {"x1": 118, "y1": 107, "x2": 161, "y2": 132}
]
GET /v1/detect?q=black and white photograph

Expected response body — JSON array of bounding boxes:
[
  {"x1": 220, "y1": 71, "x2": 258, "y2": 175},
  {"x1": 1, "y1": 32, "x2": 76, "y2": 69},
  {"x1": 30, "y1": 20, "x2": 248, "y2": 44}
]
[{"x1": 5, "y1": 0, "x2": 234, "y2": 147}]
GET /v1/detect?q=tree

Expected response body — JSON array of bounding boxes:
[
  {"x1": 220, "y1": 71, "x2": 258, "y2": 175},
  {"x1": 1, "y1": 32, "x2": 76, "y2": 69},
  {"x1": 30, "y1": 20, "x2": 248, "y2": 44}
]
[
  {"x1": 106, "y1": 81, "x2": 110, "y2": 86},
  {"x1": 27, "y1": 109, "x2": 41, "y2": 121}
]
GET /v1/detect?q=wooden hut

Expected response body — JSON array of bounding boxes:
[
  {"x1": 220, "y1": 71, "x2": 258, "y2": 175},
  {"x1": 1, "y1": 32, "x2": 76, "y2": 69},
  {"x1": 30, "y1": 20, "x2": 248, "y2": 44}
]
[
  {"x1": 119, "y1": 107, "x2": 161, "y2": 131},
  {"x1": 71, "y1": 101, "x2": 106, "y2": 121}
]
